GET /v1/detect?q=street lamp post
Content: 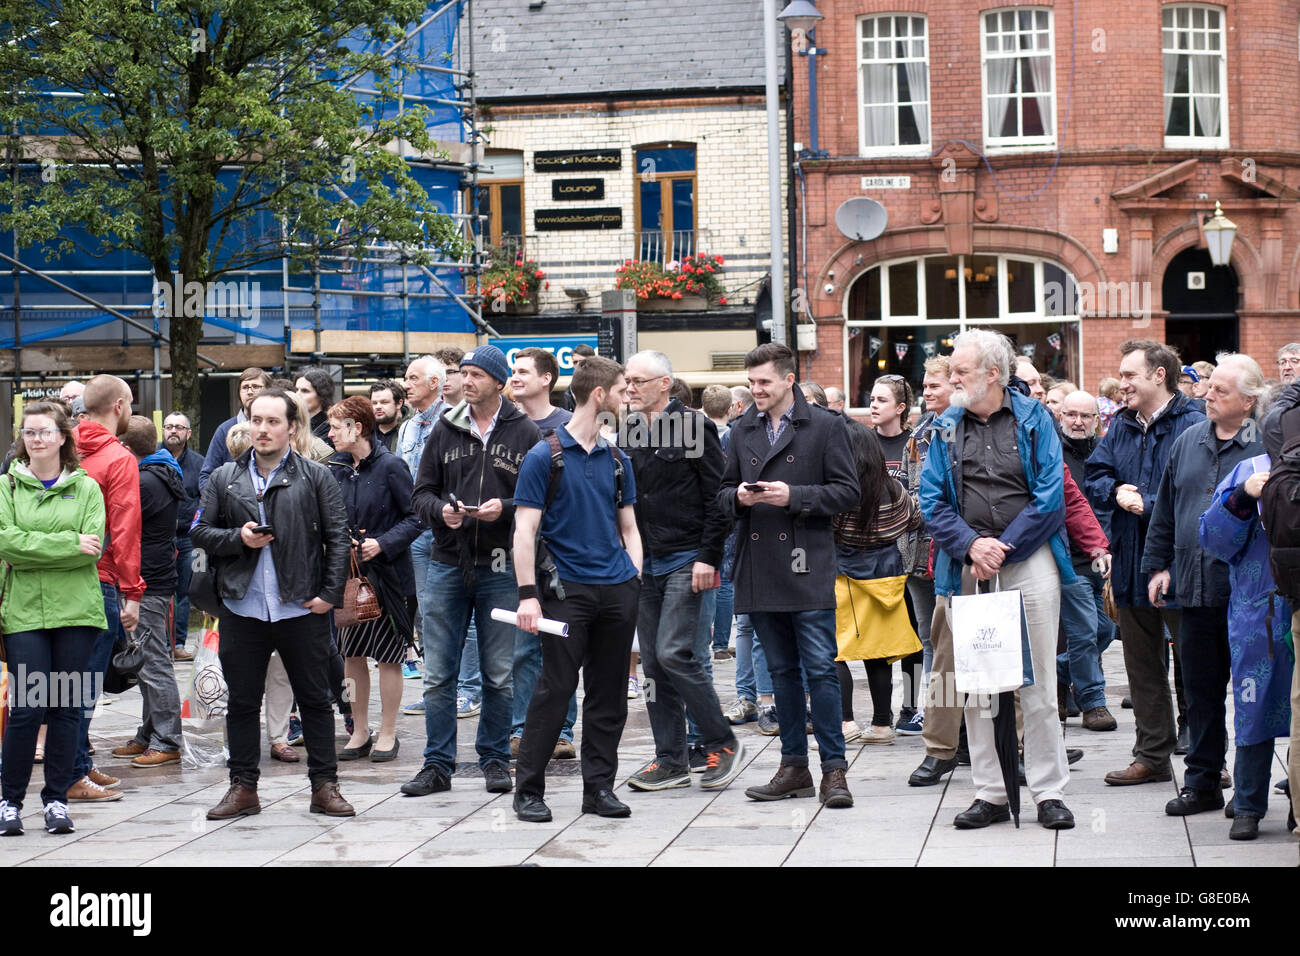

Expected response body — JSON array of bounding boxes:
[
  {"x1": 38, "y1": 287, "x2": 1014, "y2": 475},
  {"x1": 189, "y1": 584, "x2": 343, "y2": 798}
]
[{"x1": 763, "y1": 0, "x2": 786, "y2": 346}]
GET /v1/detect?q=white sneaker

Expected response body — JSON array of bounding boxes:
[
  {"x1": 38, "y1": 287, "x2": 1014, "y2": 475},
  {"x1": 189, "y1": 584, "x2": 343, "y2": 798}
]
[
  {"x1": 842, "y1": 720, "x2": 863, "y2": 744},
  {"x1": 627, "y1": 676, "x2": 640, "y2": 699}
]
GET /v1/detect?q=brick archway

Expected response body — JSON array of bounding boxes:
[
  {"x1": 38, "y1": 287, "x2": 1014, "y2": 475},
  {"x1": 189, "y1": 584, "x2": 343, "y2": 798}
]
[
  {"x1": 1151, "y1": 222, "x2": 1263, "y2": 311},
  {"x1": 818, "y1": 224, "x2": 1108, "y2": 316}
]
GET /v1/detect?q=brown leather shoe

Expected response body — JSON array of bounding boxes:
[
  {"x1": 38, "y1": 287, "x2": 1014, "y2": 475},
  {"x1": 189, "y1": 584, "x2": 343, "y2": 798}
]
[
  {"x1": 66, "y1": 777, "x2": 124, "y2": 802},
  {"x1": 310, "y1": 781, "x2": 356, "y2": 817},
  {"x1": 207, "y1": 782, "x2": 260, "y2": 820},
  {"x1": 111, "y1": 740, "x2": 147, "y2": 759},
  {"x1": 552, "y1": 738, "x2": 577, "y2": 760},
  {"x1": 819, "y1": 769, "x2": 854, "y2": 808},
  {"x1": 744, "y1": 764, "x2": 815, "y2": 801},
  {"x1": 1104, "y1": 761, "x2": 1173, "y2": 786},
  {"x1": 87, "y1": 767, "x2": 121, "y2": 788},
  {"x1": 270, "y1": 743, "x2": 300, "y2": 763},
  {"x1": 173, "y1": 647, "x2": 195, "y2": 661},
  {"x1": 1082, "y1": 706, "x2": 1118, "y2": 732},
  {"x1": 131, "y1": 749, "x2": 181, "y2": 767}
]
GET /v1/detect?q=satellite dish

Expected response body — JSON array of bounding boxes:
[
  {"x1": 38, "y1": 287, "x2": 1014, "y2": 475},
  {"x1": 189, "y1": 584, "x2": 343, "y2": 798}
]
[{"x1": 835, "y1": 197, "x2": 888, "y2": 241}]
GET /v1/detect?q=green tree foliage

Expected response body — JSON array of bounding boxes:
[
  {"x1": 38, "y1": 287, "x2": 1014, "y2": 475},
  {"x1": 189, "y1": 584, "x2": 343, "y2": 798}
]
[{"x1": 0, "y1": 0, "x2": 467, "y2": 426}]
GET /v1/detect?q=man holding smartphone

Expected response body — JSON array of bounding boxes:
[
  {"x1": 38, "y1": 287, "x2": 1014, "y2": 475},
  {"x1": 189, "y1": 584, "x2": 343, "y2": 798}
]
[
  {"x1": 404, "y1": 346, "x2": 542, "y2": 797},
  {"x1": 192, "y1": 388, "x2": 353, "y2": 819},
  {"x1": 620, "y1": 351, "x2": 744, "y2": 793},
  {"x1": 718, "y1": 344, "x2": 860, "y2": 808}
]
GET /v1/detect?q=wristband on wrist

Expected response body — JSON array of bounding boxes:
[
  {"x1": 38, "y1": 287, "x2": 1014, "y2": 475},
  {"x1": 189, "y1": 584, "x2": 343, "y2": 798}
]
[{"x1": 518, "y1": 584, "x2": 538, "y2": 602}]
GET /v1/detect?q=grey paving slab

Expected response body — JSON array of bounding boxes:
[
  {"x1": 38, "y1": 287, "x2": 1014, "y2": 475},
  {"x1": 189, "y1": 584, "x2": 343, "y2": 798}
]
[{"x1": 5, "y1": 635, "x2": 1294, "y2": 866}]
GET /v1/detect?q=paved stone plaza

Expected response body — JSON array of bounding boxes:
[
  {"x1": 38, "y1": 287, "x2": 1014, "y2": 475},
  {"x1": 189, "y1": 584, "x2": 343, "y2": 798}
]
[{"x1": 1, "y1": 638, "x2": 1295, "y2": 867}]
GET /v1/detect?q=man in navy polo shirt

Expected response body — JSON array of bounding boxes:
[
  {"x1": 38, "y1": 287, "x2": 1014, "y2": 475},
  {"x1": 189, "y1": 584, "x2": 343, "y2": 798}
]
[{"x1": 511, "y1": 355, "x2": 644, "y2": 823}]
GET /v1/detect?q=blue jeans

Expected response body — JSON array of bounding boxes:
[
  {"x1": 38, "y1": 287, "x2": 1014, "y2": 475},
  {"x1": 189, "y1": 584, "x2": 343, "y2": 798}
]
[
  {"x1": 734, "y1": 614, "x2": 772, "y2": 700},
  {"x1": 1, "y1": 627, "x2": 98, "y2": 809},
  {"x1": 749, "y1": 609, "x2": 846, "y2": 772},
  {"x1": 410, "y1": 530, "x2": 432, "y2": 653},
  {"x1": 1056, "y1": 571, "x2": 1109, "y2": 711},
  {"x1": 512, "y1": 628, "x2": 577, "y2": 742},
  {"x1": 74, "y1": 583, "x2": 122, "y2": 779},
  {"x1": 457, "y1": 615, "x2": 482, "y2": 703},
  {"x1": 712, "y1": 576, "x2": 734, "y2": 650},
  {"x1": 686, "y1": 587, "x2": 718, "y2": 747},
  {"x1": 173, "y1": 536, "x2": 193, "y2": 649},
  {"x1": 419, "y1": 561, "x2": 516, "y2": 773},
  {"x1": 639, "y1": 571, "x2": 730, "y2": 761},
  {"x1": 1231, "y1": 740, "x2": 1276, "y2": 818}
]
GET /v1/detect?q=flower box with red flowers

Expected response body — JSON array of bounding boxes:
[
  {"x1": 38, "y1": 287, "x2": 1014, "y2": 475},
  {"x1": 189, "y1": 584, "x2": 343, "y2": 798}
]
[
  {"x1": 614, "y1": 254, "x2": 727, "y2": 311},
  {"x1": 477, "y1": 255, "x2": 548, "y2": 313}
]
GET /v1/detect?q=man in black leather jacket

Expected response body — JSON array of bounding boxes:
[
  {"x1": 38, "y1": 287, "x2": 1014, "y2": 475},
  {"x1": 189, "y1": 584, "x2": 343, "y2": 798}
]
[{"x1": 192, "y1": 389, "x2": 353, "y2": 820}]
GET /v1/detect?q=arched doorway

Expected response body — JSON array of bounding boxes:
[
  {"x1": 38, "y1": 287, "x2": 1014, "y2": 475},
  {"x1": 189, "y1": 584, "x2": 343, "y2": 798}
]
[{"x1": 1162, "y1": 246, "x2": 1238, "y2": 364}]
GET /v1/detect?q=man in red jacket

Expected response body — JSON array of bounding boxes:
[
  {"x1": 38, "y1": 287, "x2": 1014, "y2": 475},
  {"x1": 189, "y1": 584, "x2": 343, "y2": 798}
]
[{"x1": 68, "y1": 374, "x2": 146, "y2": 802}]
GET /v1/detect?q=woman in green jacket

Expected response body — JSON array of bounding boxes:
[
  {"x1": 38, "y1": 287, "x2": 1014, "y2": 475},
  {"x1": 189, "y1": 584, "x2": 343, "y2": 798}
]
[{"x1": 0, "y1": 401, "x2": 107, "y2": 836}]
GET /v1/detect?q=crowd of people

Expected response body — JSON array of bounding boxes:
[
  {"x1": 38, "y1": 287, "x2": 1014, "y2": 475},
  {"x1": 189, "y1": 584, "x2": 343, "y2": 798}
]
[{"x1": 0, "y1": 335, "x2": 1296, "y2": 843}]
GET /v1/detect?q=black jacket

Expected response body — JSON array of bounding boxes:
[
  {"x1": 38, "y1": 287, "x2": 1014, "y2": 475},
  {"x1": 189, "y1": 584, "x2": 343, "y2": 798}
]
[
  {"x1": 310, "y1": 410, "x2": 333, "y2": 447},
  {"x1": 1140, "y1": 418, "x2": 1264, "y2": 607},
  {"x1": 192, "y1": 449, "x2": 350, "y2": 607},
  {"x1": 717, "y1": 388, "x2": 861, "y2": 612},
  {"x1": 1059, "y1": 425, "x2": 1104, "y2": 566},
  {"x1": 169, "y1": 446, "x2": 204, "y2": 535},
  {"x1": 328, "y1": 440, "x2": 424, "y2": 595},
  {"x1": 621, "y1": 398, "x2": 730, "y2": 567},
  {"x1": 1262, "y1": 380, "x2": 1300, "y2": 461},
  {"x1": 412, "y1": 399, "x2": 542, "y2": 568},
  {"x1": 139, "y1": 456, "x2": 185, "y2": 593}
]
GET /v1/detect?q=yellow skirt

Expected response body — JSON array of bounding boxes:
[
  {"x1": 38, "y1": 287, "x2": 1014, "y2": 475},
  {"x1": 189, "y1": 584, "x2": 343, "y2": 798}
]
[{"x1": 834, "y1": 574, "x2": 921, "y2": 663}]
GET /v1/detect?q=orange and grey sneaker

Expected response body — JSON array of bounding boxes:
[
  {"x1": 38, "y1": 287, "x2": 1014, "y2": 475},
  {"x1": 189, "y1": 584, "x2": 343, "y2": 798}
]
[
  {"x1": 87, "y1": 766, "x2": 122, "y2": 789},
  {"x1": 111, "y1": 741, "x2": 147, "y2": 760},
  {"x1": 627, "y1": 758, "x2": 691, "y2": 791},
  {"x1": 131, "y1": 749, "x2": 181, "y2": 768},
  {"x1": 66, "y1": 777, "x2": 124, "y2": 802},
  {"x1": 700, "y1": 739, "x2": 747, "y2": 790}
]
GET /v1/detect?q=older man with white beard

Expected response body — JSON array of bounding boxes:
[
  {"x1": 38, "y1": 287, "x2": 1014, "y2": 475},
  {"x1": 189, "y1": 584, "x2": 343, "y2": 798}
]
[{"x1": 919, "y1": 330, "x2": 1076, "y2": 830}]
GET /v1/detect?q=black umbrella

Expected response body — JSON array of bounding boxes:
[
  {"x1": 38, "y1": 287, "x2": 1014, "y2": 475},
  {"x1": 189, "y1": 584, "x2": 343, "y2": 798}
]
[
  {"x1": 975, "y1": 576, "x2": 1025, "y2": 828},
  {"x1": 992, "y1": 688, "x2": 1020, "y2": 827}
]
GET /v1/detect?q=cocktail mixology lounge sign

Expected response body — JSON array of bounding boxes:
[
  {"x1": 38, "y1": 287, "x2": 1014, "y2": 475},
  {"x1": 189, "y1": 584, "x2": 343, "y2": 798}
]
[{"x1": 534, "y1": 149, "x2": 621, "y2": 172}]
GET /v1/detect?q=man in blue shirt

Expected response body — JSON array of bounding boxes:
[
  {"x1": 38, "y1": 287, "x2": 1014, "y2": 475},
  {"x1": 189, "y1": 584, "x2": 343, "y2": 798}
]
[{"x1": 511, "y1": 356, "x2": 643, "y2": 823}]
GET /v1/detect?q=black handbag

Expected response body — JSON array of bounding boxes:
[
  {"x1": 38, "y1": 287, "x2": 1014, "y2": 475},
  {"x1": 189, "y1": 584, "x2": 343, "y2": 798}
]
[
  {"x1": 103, "y1": 631, "x2": 144, "y2": 694},
  {"x1": 188, "y1": 545, "x2": 224, "y2": 618}
]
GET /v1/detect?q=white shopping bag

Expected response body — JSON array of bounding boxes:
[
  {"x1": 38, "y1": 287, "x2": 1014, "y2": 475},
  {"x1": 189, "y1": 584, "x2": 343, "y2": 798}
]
[{"x1": 950, "y1": 576, "x2": 1034, "y2": 695}]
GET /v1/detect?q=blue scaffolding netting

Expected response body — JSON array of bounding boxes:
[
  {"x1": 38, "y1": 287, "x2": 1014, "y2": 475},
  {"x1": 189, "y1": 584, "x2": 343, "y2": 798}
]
[{"x1": 0, "y1": 1, "x2": 475, "y2": 352}]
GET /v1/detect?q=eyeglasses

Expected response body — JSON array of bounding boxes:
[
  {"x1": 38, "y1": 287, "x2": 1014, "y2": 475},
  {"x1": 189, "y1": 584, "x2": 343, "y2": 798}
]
[
  {"x1": 20, "y1": 427, "x2": 58, "y2": 441},
  {"x1": 625, "y1": 377, "x2": 663, "y2": 389},
  {"x1": 1062, "y1": 411, "x2": 1096, "y2": 420},
  {"x1": 239, "y1": 383, "x2": 263, "y2": 393},
  {"x1": 163, "y1": 424, "x2": 191, "y2": 432}
]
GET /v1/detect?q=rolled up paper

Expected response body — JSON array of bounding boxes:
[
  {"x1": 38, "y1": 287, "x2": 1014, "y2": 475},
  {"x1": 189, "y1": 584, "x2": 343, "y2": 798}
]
[{"x1": 491, "y1": 607, "x2": 569, "y2": 637}]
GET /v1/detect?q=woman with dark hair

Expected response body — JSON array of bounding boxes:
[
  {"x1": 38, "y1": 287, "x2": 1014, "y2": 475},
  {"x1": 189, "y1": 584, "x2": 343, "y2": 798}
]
[
  {"x1": 326, "y1": 395, "x2": 423, "y2": 761},
  {"x1": 296, "y1": 367, "x2": 336, "y2": 445},
  {"x1": 833, "y1": 420, "x2": 921, "y2": 745},
  {"x1": 868, "y1": 373, "x2": 926, "y2": 735},
  {"x1": 0, "y1": 402, "x2": 108, "y2": 836}
]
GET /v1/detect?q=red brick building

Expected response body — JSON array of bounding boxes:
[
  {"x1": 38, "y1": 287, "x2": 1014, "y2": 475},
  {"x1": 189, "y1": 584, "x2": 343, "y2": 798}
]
[{"x1": 789, "y1": 0, "x2": 1300, "y2": 412}]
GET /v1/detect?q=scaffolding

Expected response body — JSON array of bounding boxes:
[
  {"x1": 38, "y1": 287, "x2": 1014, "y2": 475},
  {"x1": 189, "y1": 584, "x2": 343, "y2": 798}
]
[{"x1": 1, "y1": 0, "x2": 489, "y2": 396}]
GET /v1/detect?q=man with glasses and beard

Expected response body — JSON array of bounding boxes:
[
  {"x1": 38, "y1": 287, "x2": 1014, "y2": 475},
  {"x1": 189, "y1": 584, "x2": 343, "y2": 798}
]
[
  {"x1": 200, "y1": 367, "x2": 273, "y2": 491},
  {"x1": 162, "y1": 412, "x2": 203, "y2": 660}
]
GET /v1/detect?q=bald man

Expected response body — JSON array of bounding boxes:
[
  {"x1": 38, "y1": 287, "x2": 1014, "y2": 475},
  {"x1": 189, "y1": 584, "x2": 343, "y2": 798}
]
[
  {"x1": 1015, "y1": 359, "x2": 1046, "y2": 402},
  {"x1": 69, "y1": 374, "x2": 146, "y2": 801}
]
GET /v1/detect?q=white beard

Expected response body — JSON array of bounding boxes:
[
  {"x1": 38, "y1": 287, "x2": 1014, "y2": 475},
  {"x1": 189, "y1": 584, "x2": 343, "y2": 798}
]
[{"x1": 949, "y1": 380, "x2": 988, "y2": 410}]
